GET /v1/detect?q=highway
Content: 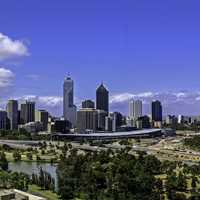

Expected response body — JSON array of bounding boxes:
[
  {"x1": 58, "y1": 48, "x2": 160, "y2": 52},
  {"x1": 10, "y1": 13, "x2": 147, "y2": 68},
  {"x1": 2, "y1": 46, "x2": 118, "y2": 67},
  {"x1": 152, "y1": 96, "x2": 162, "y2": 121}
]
[{"x1": 0, "y1": 138, "x2": 200, "y2": 165}]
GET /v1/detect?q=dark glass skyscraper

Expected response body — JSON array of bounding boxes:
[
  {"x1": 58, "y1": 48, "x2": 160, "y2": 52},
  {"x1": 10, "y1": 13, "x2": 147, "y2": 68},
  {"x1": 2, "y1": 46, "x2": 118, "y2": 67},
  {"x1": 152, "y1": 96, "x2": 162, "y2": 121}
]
[
  {"x1": 20, "y1": 101, "x2": 35, "y2": 124},
  {"x1": 63, "y1": 76, "x2": 77, "y2": 127},
  {"x1": 6, "y1": 100, "x2": 18, "y2": 130},
  {"x1": 152, "y1": 100, "x2": 162, "y2": 122},
  {"x1": 82, "y1": 100, "x2": 95, "y2": 109},
  {"x1": 96, "y1": 83, "x2": 109, "y2": 113}
]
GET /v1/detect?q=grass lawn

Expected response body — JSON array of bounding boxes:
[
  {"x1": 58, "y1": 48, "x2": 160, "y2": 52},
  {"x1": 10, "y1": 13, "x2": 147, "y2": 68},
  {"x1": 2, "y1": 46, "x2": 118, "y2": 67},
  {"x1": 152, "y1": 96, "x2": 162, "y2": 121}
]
[
  {"x1": 5, "y1": 151, "x2": 59, "y2": 163},
  {"x1": 28, "y1": 185, "x2": 59, "y2": 200}
]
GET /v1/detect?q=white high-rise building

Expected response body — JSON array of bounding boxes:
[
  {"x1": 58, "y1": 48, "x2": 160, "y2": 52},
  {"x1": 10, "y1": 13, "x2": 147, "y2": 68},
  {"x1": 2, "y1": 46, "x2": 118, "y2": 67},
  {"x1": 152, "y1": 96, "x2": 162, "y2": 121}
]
[
  {"x1": 129, "y1": 99, "x2": 142, "y2": 119},
  {"x1": 63, "y1": 76, "x2": 77, "y2": 127}
]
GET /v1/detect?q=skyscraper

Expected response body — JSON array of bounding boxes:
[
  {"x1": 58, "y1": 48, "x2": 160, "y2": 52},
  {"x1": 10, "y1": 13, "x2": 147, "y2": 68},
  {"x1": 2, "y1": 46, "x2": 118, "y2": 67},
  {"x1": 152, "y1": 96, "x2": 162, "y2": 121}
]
[
  {"x1": 96, "y1": 109, "x2": 107, "y2": 130},
  {"x1": 35, "y1": 110, "x2": 49, "y2": 131},
  {"x1": 152, "y1": 100, "x2": 162, "y2": 122},
  {"x1": 63, "y1": 76, "x2": 77, "y2": 127},
  {"x1": 129, "y1": 99, "x2": 142, "y2": 119},
  {"x1": 82, "y1": 100, "x2": 95, "y2": 109},
  {"x1": 110, "y1": 112, "x2": 123, "y2": 127},
  {"x1": 6, "y1": 100, "x2": 18, "y2": 130},
  {"x1": 0, "y1": 111, "x2": 8, "y2": 130},
  {"x1": 77, "y1": 108, "x2": 98, "y2": 132},
  {"x1": 20, "y1": 101, "x2": 35, "y2": 124},
  {"x1": 96, "y1": 83, "x2": 109, "y2": 113}
]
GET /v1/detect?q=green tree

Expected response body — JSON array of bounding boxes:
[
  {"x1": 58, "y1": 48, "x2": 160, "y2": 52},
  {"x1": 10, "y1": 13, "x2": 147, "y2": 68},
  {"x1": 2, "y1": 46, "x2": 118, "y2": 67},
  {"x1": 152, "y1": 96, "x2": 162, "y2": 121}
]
[
  {"x1": 177, "y1": 172, "x2": 187, "y2": 191},
  {"x1": 0, "y1": 151, "x2": 8, "y2": 170},
  {"x1": 57, "y1": 148, "x2": 162, "y2": 200},
  {"x1": 13, "y1": 151, "x2": 21, "y2": 162},
  {"x1": 26, "y1": 152, "x2": 33, "y2": 160},
  {"x1": 191, "y1": 176, "x2": 198, "y2": 192}
]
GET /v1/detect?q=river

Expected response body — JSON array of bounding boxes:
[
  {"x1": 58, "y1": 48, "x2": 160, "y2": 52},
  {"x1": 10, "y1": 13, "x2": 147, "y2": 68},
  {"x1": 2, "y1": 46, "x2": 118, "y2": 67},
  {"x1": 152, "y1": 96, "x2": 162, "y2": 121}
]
[{"x1": 8, "y1": 161, "x2": 58, "y2": 188}]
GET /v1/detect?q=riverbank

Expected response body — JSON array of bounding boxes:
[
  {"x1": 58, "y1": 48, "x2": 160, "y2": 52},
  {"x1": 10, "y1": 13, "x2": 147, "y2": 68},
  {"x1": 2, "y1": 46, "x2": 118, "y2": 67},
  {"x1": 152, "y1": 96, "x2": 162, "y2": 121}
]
[{"x1": 28, "y1": 185, "x2": 59, "y2": 200}]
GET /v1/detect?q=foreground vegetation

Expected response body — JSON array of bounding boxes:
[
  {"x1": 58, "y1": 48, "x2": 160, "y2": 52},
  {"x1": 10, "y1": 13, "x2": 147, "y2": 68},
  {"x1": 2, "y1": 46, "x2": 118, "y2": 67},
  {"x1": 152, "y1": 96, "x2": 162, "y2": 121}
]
[
  {"x1": 0, "y1": 170, "x2": 29, "y2": 191},
  {"x1": 2, "y1": 135, "x2": 200, "y2": 199},
  {"x1": 0, "y1": 141, "x2": 63, "y2": 163},
  {"x1": 184, "y1": 135, "x2": 200, "y2": 151},
  {"x1": 28, "y1": 184, "x2": 59, "y2": 200},
  {"x1": 57, "y1": 147, "x2": 200, "y2": 200},
  {"x1": 0, "y1": 151, "x2": 56, "y2": 197},
  {"x1": 0, "y1": 129, "x2": 49, "y2": 140}
]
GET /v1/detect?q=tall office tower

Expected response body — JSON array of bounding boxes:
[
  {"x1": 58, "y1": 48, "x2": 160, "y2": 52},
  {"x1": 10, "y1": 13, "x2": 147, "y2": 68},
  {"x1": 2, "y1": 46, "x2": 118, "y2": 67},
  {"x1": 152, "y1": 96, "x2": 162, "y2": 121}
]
[
  {"x1": 96, "y1": 83, "x2": 109, "y2": 113},
  {"x1": 82, "y1": 100, "x2": 95, "y2": 109},
  {"x1": 96, "y1": 109, "x2": 107, "y2": 130},
  {"x1": 0, "y1": 111, "x2": 8, "y2": 129},
  {"x1": 76, "y1": 108, "x2": 97, "y2": 133},
  {"x1": 152, "y1": 100, "x2": 162, "y2": 122},
  {"x1": 129, "y1": 99, "x2": 142, "y2": 119},
  {"x1": 178, "y1": 115, "x2": 184, "y2": 124},
  {"x1": 63, "y1": 76, "x2": 77, "y2": 127},
  {"x1": 136, "y1": 116, "x2": 150, "y2": 129},
  {"x1": 35, "y1": 110, "x2": 49, "y2": 131},
  {"x1": 105, "y1": 114, "x2": 116, "y2": 132},
  {"x1": 20, "y1": 101, "x2": 35, "y2": 124},
  {"x1": 17, "y1": 110, "x2": 21, "y2": 124},
  {"x1": 105, "y1": 116, "x2": 113, "y2": 132},
  {"x1": 110, "y1": 112, "x2": 123, "y2": 127},
  {"x1": 6, "y1": 100, "x2": 18, "y2": 130}
]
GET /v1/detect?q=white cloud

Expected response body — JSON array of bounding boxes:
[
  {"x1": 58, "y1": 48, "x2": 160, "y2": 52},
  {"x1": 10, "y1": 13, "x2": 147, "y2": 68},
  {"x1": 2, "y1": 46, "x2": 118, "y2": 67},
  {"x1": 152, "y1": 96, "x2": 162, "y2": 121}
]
[
  {"x1": 16, "y1": 95, "x2": 62, "y2": 107},
  {"x1": 195, "y1": 97, "x2": 200, "y2": 101},
  {"x1": 13, "y1": 95, "x2": 63, "y2": 116},
  {"x1": 38, "y1": 96, "x2": 63, "y2": 107},
  {"x1": 110, "y1": 92, "x2": 154, "y2": 104},
  {"x1": 174, "y1": 92, "x2": 186, "y2": 98},
  {"x1": 0, "y1": 33, "x2": 29, "y2": 60},
  {"x1": 2, "y1": 91, "x2": 200, "y2": 116},
  {"x1": 110, "y1": 91, "x2": 200, "y2": 115},
  {"x1": 0, "y1": 67, "x2": 14, "y2": 88},
  {"x1": 137, "y1": 92, "x2": 154, "y2": 98},
  {"x1": 110, "y1": 93, "x2": 134, "y2": 104}
]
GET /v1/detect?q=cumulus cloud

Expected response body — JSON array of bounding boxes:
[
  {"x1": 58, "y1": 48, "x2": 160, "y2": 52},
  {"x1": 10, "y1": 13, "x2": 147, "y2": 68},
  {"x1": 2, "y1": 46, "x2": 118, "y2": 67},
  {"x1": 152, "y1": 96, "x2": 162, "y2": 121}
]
[
  {"x1": 8, "y1": 95, "x2": 83, "y2": 116},
  {"x1": 38, "y1": 96, "x2": 63, "y2": 107},
  {"x1": 110, "y1": 92, "x2": 154, "y2": 104},
  {"x1": 17, "y1": 95, "x2": 62, "y2": 106},
  {"x1": 0, "y1": 67, "x2": 14, "y2": 88},
  {"x1": 14, "y1": 95, "x2": 63, "y2": 116},
  {"x1": 0, "y1": 33, "x2": 29, "y2": 60},
  {"x1": 18, "y1": 91, "x2": 200, "y2": 116},
  {"x1": 2, "y1": 91, "x2": 200, "y2": 116},
  {"x1": 110, "y1": 91, "x2": 200, "y2": 116}
]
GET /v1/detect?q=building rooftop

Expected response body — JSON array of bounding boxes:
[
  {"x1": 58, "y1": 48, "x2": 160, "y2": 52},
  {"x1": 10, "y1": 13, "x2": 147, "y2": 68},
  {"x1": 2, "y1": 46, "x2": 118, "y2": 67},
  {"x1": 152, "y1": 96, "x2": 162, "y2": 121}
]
[
  {"x1": 96, "y1": 83, "x2": 108, "y2": 92},
  {"x1": 54, "y1": 128, "x2": 162, "y2": 139},
  {"x1": 0, "y1": 189, "x2": 46, "y2": 200}
]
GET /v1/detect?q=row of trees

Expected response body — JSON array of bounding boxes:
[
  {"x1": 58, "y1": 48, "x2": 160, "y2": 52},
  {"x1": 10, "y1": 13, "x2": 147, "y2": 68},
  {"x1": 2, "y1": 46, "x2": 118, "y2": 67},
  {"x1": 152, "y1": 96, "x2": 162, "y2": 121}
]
[
  {"x1": 57, "y1": 148, "x2": 163, "y2": 200},
  {"x1": 57, "y1": 146, "x2": 200, "y2": 200},
  {"x1": 184, "y1": 136, "x2": 200, "y2": 150},
  {"x1": 0, "y1": 150, "x2": 55, "y2": 193},
  {"x1": 31, "y1": 168, "x2": 55, "y2": 191},
  {"x1": 0, "y1": 170, "x2": 30, "y2": 191},
  {"x1": 0, "y1": 129, "x2": 49, "y2": 140},
  {"x1": 0, "y1": 129, "x2": 31, "y2": 140},
  {"x1": 0, "y1": 151, "x2": 8, "y2": 170}
]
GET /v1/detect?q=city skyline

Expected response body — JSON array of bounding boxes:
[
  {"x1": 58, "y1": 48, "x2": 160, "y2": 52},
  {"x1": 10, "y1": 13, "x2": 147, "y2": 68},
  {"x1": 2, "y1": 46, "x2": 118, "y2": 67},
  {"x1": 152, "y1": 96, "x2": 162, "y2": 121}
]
[
  {"x1": 1, "y1": 2, "x2": 200, "y2": 199},
  {"x1": 1, "y1": 1, "x2": 200, "y2": 115},
  {"x1": 2, "y1": 79, "x2": 200, "y2": 116}
]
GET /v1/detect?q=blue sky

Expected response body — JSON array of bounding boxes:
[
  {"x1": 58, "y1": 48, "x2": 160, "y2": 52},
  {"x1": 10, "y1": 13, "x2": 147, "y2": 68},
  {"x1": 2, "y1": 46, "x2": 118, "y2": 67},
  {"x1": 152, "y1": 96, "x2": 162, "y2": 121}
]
[{"x1": 1, "y1": 0, "x2": 200, "y2": 115}]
